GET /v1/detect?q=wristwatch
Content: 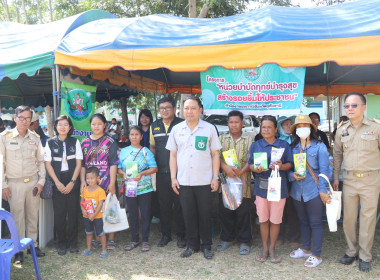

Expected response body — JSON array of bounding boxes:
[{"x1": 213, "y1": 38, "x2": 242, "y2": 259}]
[
  {"x1": 212, "y1": 176, "x2": 219, "y2": 180},
  {"x1": 70, "y1": 179, "x2": 76, "y2": 183}
]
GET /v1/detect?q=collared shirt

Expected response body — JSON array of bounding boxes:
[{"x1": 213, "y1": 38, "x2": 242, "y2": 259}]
[
  {"x1": 248, "y1": 138, "x2": 292, "y2": 199},
  {"x1": 0, "y1": 128, "x2": 45, "y2": 188},
  {"x1": 333, "y1": 117, "x2": 380, "y2": 179},
  {"x1": 166, "y1": 119, "x2": 222, "y2": 186},
  {"x1": 289, "y1": 140, "x2": 329, "y2": 202},
  {"x1": 219, "y1": 133, "x2": 253, "y2": 198},
  {"x1": 44, "y1": 138, "x2": 83, "y2": 171}
]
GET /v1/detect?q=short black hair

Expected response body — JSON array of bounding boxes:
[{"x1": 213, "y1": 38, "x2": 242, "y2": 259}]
[
  {"x1": 228, "y1": 110, "x2": 243, "y2": 121},
  {"x1": 85, "y1": 166, "x2": 99, "y2": 177},
  {"x1": 112, "y1": 118, "x2": 117, "y2": 121},
  {"x1": 129, "y1": 125, "x2": 143, "y2": 136},
  {"x1": 90, "y1": 113, "x2": 107, "y2": 124},
  {"x1": 344, "y1": 92, "x2": 366, "y2": 105},
  {"x1": 309, "y1": 112, "x2": 320, "y2": 122},
  {"x1": 0, "y1": 118, "x2": 3, "y2": 127},
  {"x1": 54, "y1": 115, "x2": 74, "y2": 136},
  {"x1": 261, "y1": 115, "x2": 277, "y2": 128},
  {"x1": 15, "y1": 105, "x2": 32, "y2": 117},
  {"x1": 138, "y1": 109, "x2": 153, "y2": 127},
  {"x1": 158, "y1": 96, "x2": 176, "y2": 108},
  {"x1": 184, "y1": 96, "x2": 202, "y2": 108}
]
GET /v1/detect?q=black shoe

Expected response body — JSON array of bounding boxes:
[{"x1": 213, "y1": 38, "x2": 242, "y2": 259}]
[
  {"x1": 70, "y1": 247, "x2": 79, "y2": 253},
  {"x1": 177, "y1": 236, "x2": 186, "y2": 248},
  {"x1": 203, "y1": 248, "x2": 214, "y2": 260},
  {"x1": 157, "y1": 235, "x2": 172, "y2": 247},
  {"x1": 180, "y1": 247, "x2": 199, "y2": 258},
  {"x1": 28, "y1": 247, "x2": 45, "y2": 257},
  {"x1": 339, "y1": 254, "x2": 357, "y2": 265},
  {"x1": 359, "y1": 259, "x2": 371, "y2": 272},
  {"x1": 14, "y1": 252, "x2": 24, "y2": 264},
  {"x1": 58, "y1": 248, "x2": 67, "y2": 256}
]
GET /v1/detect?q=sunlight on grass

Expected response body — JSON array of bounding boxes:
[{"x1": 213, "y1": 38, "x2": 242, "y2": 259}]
[{"x1": 86, "y1": 274, "x2": 176, "y2": 280}]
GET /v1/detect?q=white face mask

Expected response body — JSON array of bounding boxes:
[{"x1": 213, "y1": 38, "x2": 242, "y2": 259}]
[{"x1": 296, "y1": 127, "x2": 311, "y2": 139}]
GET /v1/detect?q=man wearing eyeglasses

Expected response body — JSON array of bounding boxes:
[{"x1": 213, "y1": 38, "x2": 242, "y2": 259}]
[
  {"x1": 333, "y1": 92, "x2": 380, "y2": 272},
  {"x1": 0, "y1": 105, "x2": 46, "y2": 264},
  {"x1": 150, "y1": 96, "x2": 186, "y2": 248}
]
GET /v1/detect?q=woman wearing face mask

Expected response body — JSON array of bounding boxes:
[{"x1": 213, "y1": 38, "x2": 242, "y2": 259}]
[{"x1": 288, "y1": 115, "x2": 330, "y2": 268}]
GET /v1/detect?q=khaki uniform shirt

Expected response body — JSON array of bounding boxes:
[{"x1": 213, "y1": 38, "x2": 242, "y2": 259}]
[
  {"x1": 333, "y1": 117, "x2": 380, "y2": 180},
  {"x1": 0, "y1": 128, "x2": 46, "y2": 189},
  {"x1": 219, "y1": 134, "x2": 253, "y2": 198},
  {"x1": 166, "y1": 119, "x2": 222, "y2": 186}
]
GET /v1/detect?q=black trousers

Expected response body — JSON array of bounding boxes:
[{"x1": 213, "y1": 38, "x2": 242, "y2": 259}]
[
  {"x1": 157, "y1": 173, "x2": 185, "y2": 238},
  {"x1": 126, "y1": 192, "x2": 152, "y2": 243},
  {"x1": 278, "y1": 196, "x2": 301, "y2": 243},
  {"x1": 179, "y1": 185, "x2": 212, "y2": 250},
  {"x1": 52, "y1": 171, "x2": 79, "y2": 249},
  {"x1": 219, "y1": 195, "x2": 252, "y2": 243}
]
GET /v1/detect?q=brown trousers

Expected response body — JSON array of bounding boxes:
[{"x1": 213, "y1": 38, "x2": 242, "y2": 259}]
[
  {"x1": 342, "y1": 172, "x2": 380, "y2": 262},
  {"x1": 8, "y1": 178, "x2": 40, "y2": 247}
]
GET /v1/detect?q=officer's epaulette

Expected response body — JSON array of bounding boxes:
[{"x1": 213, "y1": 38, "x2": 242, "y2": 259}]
[
  {"x1": 372, "y1": 118, "x2": 380, "y2": 125},
  {"x1": 30, "y1": 130, "x2": 40, "y2": 138},
  {"x1": 337, "y1": 120, "x2": 350, "y2": 129},
  {"x1": 0, "y1": 130, "x2": 11, "y2": 136}
]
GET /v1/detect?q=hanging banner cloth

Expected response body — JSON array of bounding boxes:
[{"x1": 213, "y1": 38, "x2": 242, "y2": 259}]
[
  {"x1": 60, "y1": 81, "x2": 96, "y2": 141},
  {"x1": 201, "y1": 64, "x2": 305, "y2": 116}
]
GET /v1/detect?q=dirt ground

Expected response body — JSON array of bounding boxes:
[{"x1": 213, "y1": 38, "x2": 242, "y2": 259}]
[{"x1": 9, "y1": 194, "x2": 380, "y2": 280}]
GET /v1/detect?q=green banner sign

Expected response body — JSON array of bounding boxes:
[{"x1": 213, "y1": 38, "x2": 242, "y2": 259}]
[
  {"x1": 60, "y1": 81, "x2": 96, "y2": 141},
  {"x1": 201, "y1": 64, "x2": 306, "y2": 116}
]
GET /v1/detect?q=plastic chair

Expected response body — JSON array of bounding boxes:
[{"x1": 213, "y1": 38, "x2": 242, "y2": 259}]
[{"x1": 0, "y1": 209, "x2": 41, "y2": 280}]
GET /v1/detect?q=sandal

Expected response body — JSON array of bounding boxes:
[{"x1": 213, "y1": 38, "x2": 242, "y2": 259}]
[
  {"x1": 270, "y1": 254, "x2": 282, "y2": 263},
  {"x1": 255, "y1": 253, "x2": 268, "y2": 263},
  {"x1": 99, "y1": 251, "x2": 109, "y2": 258},
  {"x1": 141, "y1": 242, "x2": 150, "y2": 252},
  {"x1": 216, "y1": 241, "x2": 233, "y2": 252},
  {"x1": 124, "y1": 241, "x2": 140, "y2": 251},
  {"x1": 107, "y1": 240, "x2": 116, "y2": 250},
  {"x1": 290, "y1": 248, "x2": 312, "y2": 259},
  {"x1": 81, "y1": 249, "x2": 93, "y2": 256},
  {"x1": 239, "y1": 245, "x2": 251, "y2": 255},
  {"x1": 304, "y1": 256, "x2": 322, "y2": 268},
  {"x1": 91, "y1": 240, "x2": 100, "y2": 250}
]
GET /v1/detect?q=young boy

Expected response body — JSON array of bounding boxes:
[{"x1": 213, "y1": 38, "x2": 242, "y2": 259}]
[{"x1": 80, "y1": 167, "x2": 108, "y2": 258}]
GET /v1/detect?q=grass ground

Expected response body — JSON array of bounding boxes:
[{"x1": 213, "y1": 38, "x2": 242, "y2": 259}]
[{"x1": 9, "y1": 194, "x2": 380, "y2": 280}]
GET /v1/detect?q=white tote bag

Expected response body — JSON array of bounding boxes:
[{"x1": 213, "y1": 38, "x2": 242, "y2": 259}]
[
  {"x1": 103, "y1": 193, "x2": 129, "y2": 233},
  {"x1": 267, "y1": 165, "x2": 281, "y2": 202},
  {"x1": 319, "y1": 174, "x2": 342, "y2": 232}
]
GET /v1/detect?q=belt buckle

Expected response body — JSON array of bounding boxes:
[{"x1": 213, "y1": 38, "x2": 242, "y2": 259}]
[
  {"x1": 24, "y1": 178, "x2": 30, "y2": 183},
  {"x1": 356, "y1": 173, "x2": 363, "y2": 178}
]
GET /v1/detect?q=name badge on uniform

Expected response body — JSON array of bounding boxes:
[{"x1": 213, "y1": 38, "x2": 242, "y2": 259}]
[
  {"x1": 29, "y1": 141, "x2": 36, "y2": 145},
  {"x1": 10, "y1": 139, "x2": 18, "y2": 145},
  {"x1": 195, "y1": 136, "x2": 208, "y2": 151},
  {"x1": 342, "y1": 129, "x2": 349, "y2": 137}
]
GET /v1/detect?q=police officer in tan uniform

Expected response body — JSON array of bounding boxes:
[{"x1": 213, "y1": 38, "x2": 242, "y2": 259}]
[
  {"x1": 0, "y1": 105, "x2": 46, "y2": 264},
  {"x1": 333, "y1": 92, "x2": 380, "y2": 272}
]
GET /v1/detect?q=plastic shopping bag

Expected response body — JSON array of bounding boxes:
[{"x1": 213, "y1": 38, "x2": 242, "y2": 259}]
[
  {"x1": 319, "y1": 174, "x2": 342, "y2": 232},
  {"x1": 103, "y1": 193, "x2": 129, "y2": 233},
  {"x1": 221, "y1": 176, "x2": 243, "y2": 210},
  {"x1": 267, "y1": 165, "x2": 281, "y2": 202},
  {"x1": 104, "y1": 193, "x2": 121, "y2": 224}
]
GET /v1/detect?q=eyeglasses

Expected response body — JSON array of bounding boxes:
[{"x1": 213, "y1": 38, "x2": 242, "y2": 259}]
[
  {"x1": 159, "y1": 106, "x2": 173, "y2": 112},
  {"x1": 17, "y1": 116, "x2": 32, "y2": 122},
  {"x1": 343, "y1": 104, "x2": 365, "y2": 109},
  {"x1": 57, "y1": 124, "x2": 70, "y2": 127}
]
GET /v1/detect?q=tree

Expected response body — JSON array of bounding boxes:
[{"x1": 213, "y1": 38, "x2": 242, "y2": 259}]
[{"x1": 1, "y1": 0, "x2": 11, "y2": 21}]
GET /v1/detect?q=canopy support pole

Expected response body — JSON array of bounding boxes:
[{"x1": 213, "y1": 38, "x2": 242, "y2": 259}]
[
  {"x1": 55, "y1": 65, "x2": 61, "y2": 118},
  {"x1": 326, "y1": 84, "x2": 331, "y2": 147},
  {"x1": 52, "y1": 67, "x2": 57, "y2": 121}
]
